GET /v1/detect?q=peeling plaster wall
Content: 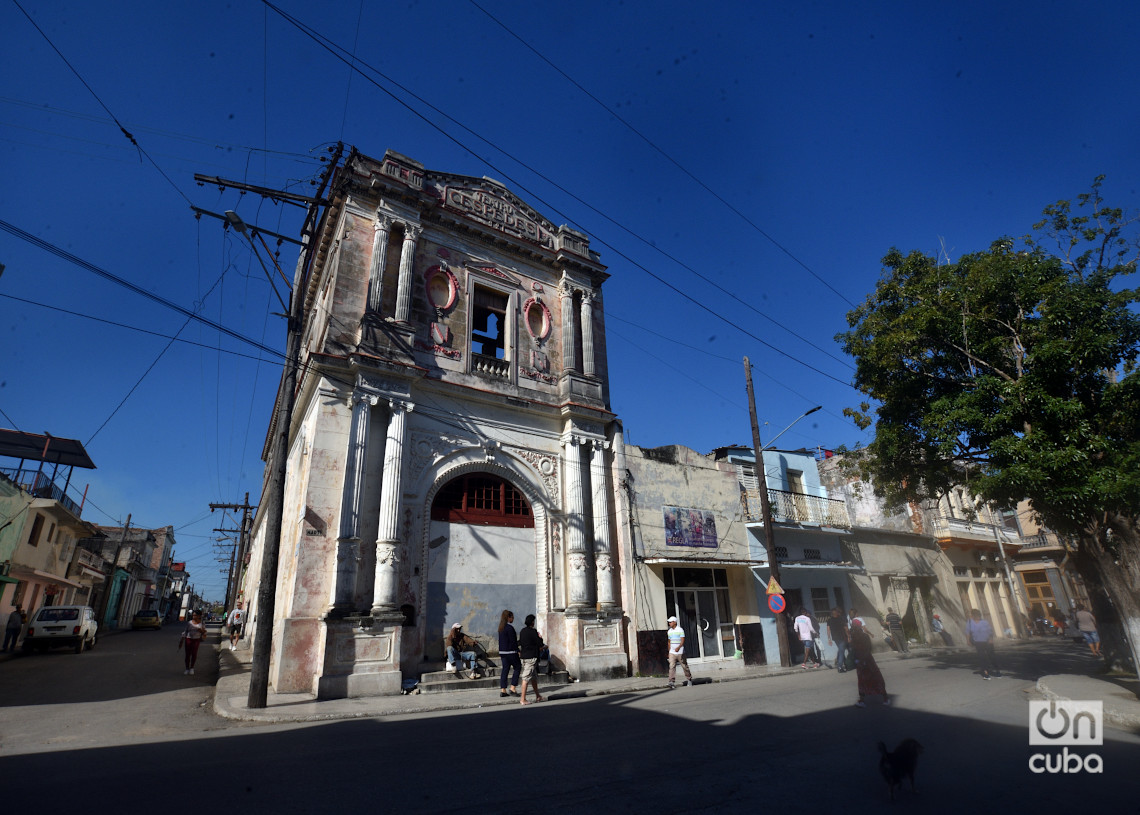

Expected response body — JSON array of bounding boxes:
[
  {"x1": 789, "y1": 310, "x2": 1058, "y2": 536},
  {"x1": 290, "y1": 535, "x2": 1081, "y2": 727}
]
[
  {"x1": 626, "y1": 444, "x2": 748, "y2": 562},
  {"x1": 425, "y1": 519, "x2": 535, "y2": 659}
]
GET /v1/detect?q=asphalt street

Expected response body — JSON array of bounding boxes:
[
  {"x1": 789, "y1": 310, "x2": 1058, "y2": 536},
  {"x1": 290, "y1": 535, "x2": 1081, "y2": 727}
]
[{"x1": 0, "y1": 631, "x2": 1135, "y2": 813}]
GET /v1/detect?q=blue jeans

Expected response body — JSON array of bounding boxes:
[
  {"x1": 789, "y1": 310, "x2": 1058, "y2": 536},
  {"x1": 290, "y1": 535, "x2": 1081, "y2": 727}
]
[
  {"x1": 447, "y1": 646, "x2": 476, "y2": 670},
  {"x1": 3, "y1": 628, "x2": 19, "y2": 651},
  {"x1": 834, "y1": 639, "x2": 849, "y2": 670}
]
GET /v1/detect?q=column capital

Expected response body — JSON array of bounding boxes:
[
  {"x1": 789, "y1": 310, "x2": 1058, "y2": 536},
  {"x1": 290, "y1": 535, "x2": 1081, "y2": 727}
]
[
  {"x1": 403, "y1": 223, "x2": 423, "y2": 242},
  {"x1": 351, "y1": 389, "x2": 381, "y2": 407},
  {"x1": 374, "y1": 213, "x2": 394, "y2": 232},
  {"x1": 388, "y1": 399, "x2": 415, "y2": 415}
]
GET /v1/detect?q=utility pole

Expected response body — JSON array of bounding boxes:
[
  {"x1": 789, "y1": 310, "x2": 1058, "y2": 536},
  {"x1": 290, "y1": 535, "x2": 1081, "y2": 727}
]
[
  {"x1": 744, "y1": 359, "x2": 792, "y2": 667},
  {"x1": 201, "y1": 144, "x2": 342, "y2": 709},
  {"x1": 210, "y1": 494, "x2": 255, "y2": 612}
]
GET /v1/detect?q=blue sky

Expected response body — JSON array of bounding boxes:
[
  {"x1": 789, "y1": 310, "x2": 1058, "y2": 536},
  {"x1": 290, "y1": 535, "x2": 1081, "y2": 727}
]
[{"x1": 2, "y1": 1, "x2": 1137, "y2": 600}]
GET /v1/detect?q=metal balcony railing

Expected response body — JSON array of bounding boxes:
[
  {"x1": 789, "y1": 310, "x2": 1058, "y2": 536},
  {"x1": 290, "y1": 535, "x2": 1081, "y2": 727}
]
[
  {"x1": 0, "y1": 466, "x2": 83, "y2": 517},
  {"x1": 1019, "y1": 531, "x2": 1067, "y2": 550},
  {"x1": 743, "y1": 488, "x2": 850, "y2": 528}
]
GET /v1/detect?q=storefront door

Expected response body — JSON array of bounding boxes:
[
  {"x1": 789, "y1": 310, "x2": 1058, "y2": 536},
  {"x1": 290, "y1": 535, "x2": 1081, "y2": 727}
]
[{"x1": 665, "y1": 567, "x2": 735, "y2": 660}]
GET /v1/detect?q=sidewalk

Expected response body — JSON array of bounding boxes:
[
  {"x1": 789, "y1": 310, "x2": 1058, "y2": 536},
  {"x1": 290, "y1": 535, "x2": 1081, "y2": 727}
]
[
  {"x1": 212, "y1": 637, "x2": 1135, "y2": 729},
  {"x1": 212, "y1": 639, "x2": 806, "y2": 722}
]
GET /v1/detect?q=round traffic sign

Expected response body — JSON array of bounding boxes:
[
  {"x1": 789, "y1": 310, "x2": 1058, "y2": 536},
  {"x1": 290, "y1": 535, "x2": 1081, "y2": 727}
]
[{"x1": 769, "y1": 594, "x2": 786, "y2": 614}]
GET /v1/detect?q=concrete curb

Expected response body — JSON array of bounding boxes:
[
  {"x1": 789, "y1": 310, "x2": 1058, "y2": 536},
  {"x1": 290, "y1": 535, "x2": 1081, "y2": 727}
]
[{"x1": 1035, "y1": 674, "x2": 1140, "y2": 732}]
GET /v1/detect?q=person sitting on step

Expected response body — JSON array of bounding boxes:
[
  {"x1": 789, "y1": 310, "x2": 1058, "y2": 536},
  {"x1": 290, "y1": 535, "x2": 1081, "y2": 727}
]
[{"x1": 445, "y1": 623, "x2": 480, "y2": 679}]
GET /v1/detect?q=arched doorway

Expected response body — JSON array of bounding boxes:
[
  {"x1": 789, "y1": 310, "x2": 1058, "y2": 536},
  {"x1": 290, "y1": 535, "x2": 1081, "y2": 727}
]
[{"x1": 425, "y1": 472, "x2": 536, "y2": 659}]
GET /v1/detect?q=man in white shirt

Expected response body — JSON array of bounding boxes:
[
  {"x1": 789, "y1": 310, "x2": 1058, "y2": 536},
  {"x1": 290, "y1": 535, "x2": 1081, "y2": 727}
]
[
  {"x1": 666, "y1": 616, "x2": 693, "y2": 689},
  {"x1": 793, "y1": 608, "x2": 821, "y2": 668},
  {"x1": 226, "y1": 600, "x2": 246, "y2": 651}
]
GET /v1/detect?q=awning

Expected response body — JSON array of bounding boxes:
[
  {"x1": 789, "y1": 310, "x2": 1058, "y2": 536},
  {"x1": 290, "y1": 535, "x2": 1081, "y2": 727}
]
[
  {"x1": 0, "y1": 429, "x2": 96, "y2": 469},
  {"x1": 8, "y1": 567, "x2": 84, "y2": 589},
  {"x1": 77, "y1": 565, "x2": 107, "y2": 581}
]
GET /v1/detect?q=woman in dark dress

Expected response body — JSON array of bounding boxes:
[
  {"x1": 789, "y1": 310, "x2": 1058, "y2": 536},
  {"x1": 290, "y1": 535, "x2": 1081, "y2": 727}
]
[{"x1": 850, "y1": 619, "x2": 889, "y2": 707}]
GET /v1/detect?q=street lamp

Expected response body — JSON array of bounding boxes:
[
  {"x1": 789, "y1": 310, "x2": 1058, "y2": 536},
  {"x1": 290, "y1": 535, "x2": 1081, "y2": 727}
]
[{"x1": 744, "y1": 356, "x2": 822, "y2": 667}]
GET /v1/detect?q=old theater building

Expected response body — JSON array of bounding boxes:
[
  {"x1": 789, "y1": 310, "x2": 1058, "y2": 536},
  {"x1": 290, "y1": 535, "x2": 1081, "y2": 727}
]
[{"x1": 243, "y1": 148, "x2": 626, "y2": 697}]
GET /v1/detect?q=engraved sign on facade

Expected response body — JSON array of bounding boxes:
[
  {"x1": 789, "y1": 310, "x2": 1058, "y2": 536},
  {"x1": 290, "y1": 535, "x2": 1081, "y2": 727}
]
[
  {"x1": 663, "y1": 506, "x2": 719, "y2": 549},
  {"x1": 444, "y1": 186, "x2": 555, "y2": 249}
]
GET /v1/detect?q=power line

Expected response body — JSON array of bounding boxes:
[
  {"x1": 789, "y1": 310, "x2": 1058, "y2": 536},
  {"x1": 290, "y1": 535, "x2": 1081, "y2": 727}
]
[
  {"x1": 12, "y1": 0, "x2": 193, "y2": 206},
  {"x1": 261, "y1": 1, "x2": 855, "y2": 390},
  {"x1": 467, "y1": 0, "x2": 858, "y2": 310},
  {"x1": 0, "y1": 219, "x2": 287, "y2": 362}
]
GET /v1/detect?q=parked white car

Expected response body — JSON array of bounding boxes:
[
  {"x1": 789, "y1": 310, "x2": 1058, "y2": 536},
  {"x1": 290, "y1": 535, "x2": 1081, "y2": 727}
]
[{"x1": 23, "y1": 605, "x2": 98, "y2": 654}]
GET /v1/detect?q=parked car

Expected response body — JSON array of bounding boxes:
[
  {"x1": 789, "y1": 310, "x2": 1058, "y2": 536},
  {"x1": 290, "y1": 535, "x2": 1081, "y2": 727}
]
[
  {"x1": 23, "y1": 605, "x2": 98, "y2": 653},
  {"x1": 131, "y1": 609, "x2": 163, "y2": 630}
]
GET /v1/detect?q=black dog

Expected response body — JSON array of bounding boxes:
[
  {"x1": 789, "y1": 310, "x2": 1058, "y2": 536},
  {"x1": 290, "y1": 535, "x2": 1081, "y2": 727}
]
[{"x1": 878, "y1": 738, "x2": 923, "y2": 801}]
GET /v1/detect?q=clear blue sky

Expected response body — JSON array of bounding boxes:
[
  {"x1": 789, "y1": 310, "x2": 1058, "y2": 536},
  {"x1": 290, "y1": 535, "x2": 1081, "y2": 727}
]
[{"x1": 2, "y1": 1, "x2": 1137, "y2": 600}]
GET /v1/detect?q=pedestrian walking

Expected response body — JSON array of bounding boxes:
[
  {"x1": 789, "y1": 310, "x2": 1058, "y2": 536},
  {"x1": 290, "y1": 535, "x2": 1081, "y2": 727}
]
[
  {"x1": 965, "y1": 608, "x2": 1001, "y2": 679},
  {"x1": 180, "y1": 610, "x2": 207, "y2": 675},
  {"x1": 931, "y1": 614, "x2": 954, "y2": 646},
  {"x1": 518, "y1": 614, "x2": 545, "y2": 705},
  {"x1": 826, "y1": 607, "x2": 850, "y2": 672},
  {"x1": 225, "y1": 600, "x2": 245, "y2": 651},
  {"x1": 793, "y1": 607, "x2": 821, "y2": 668},
  {"x1": 850, "y1": 619, "x2": 889, "y2": 707},
  {"x1": 665, "y1": 615, "x2": 693, "y2": 689},
  {"x1": 3, "y1": 605, "x2": 24, "y2": 652},
  {"x1": 883, "y1": 607, "x2": 908, "y2": 652},
  {"x1": 498, "y1": 609, "x2": 521, "y2": 698},
  {"x1": 1073, "y1": 605, "x2": 1101, "y2": 658}
]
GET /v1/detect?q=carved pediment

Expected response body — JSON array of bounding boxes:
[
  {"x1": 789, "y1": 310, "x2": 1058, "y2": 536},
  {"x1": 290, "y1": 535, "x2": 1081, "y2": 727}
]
[{"x1": 439, "y1": 181, "x2": 556, "y2": 251}]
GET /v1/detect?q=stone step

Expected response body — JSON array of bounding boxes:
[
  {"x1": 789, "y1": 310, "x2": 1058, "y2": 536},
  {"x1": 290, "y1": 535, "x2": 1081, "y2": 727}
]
[{"x1": 416, "y1": 669, "x2": 572, "y2": 695}]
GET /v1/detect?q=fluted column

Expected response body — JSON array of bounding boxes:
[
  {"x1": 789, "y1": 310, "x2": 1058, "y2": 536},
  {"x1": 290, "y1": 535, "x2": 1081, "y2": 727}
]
[
  {"x1": 563, "y1": 434, "x2": 594, "y2": 609},
  {"x1": 560, "y1": 283, "x2": 577, "y2": 373},
  {"x1": 372, "y1": 399, "x2": 413, "y2": 617},
  {"x1": 590, "y1": 438, "x2": 616, "y2": 607},
  {"x1": 394, "y1": 224, "x2": 422, "y2": 322},
  {"x1": 330, "y1": 391, "x2": 375, "y2": 616},
  {"x1": 367, "y1": 214, "x2": 393, "y2": 313},
  {"x1": 580, "y1": 291, "x2": 595, "y2": 377}
]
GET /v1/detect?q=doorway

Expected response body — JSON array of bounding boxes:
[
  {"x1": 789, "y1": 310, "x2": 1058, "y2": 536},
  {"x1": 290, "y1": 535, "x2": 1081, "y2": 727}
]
[{"x1": 664, "y1": 567, "x2": 735, "y2": 660}]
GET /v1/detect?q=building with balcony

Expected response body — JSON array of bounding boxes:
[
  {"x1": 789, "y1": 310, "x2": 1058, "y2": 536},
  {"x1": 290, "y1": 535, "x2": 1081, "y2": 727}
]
[
  {"x1": 0, "y1": 430, "x2": 98, "y2": 621},
  {"x1": 241, "y1": 147, "x2": 625, "y2": 697},
  {"x1": 79, "y1": 525, "x2": 160, "y2": 629},
  {"x1": 713, "y1": 445, "x2": 854, "y2": 666}
]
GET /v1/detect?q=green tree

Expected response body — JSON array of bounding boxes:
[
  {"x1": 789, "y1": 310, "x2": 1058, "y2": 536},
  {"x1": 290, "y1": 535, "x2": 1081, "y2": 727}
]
[{"x1": 838, "y1": 177, "x2": 1140, "y2": 671}]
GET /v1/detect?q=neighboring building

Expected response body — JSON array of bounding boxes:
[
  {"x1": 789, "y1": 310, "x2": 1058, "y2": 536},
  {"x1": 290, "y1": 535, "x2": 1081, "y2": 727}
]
[
  {"x1": 617, "y1": 443, "x2": 763, "y2": 676},
  {"x1": 0, "y1": 430, "x2": 98, "y2": 622},
  {"x1": 818, "y1": 454, "x2": 1042, "y2": 642},
  {"x1": 1008, "y1": 507, "x2": 1085, "y2": 631},
  {"x1": 925, "y1": 488, "x2": 1028, "y2": 639},
  {"x1": 818, "y1": 455, "x2": 967, "y2": 647},
  {"x1": 242, "y1": 147, "x2": 625, "y2": 698},
  {"x1": 718, "y1": 446, "x2": 854, "y2": 665},
  {"x1": 80, "y1": 525, "x2": 159, "y2": 629},
  {"x1": 169, "y1": 562, "x2": 190, "y2": 621}
]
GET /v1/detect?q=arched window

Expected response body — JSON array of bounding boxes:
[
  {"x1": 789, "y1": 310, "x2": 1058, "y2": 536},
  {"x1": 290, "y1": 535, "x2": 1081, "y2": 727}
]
[{"x1": 431, "y1": 473, "x2": 534, "y2": 528}]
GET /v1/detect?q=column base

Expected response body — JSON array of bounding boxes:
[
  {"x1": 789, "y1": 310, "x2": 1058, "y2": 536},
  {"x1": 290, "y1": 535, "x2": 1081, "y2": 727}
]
[
  {"x1": 315, "y1": 617, "x2": 404, "y2": 699},
  {"x1": 559, "y1": 610, "x2": 628, "y2": 682}
]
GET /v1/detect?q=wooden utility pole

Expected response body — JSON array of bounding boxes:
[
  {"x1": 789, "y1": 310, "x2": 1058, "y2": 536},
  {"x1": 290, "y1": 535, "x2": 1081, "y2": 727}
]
[{"x1": 744, "y1": 358, "x2": 792, "y2": 667}]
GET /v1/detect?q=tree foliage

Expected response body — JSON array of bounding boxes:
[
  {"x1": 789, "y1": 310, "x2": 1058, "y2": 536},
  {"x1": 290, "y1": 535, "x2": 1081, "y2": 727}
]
[{"x1": 838, "y1": 178, "x2": 1140, "y2": 545}]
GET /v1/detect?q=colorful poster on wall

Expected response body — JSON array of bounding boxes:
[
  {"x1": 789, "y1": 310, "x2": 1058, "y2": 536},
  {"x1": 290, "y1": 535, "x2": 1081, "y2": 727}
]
[{"x1": 663, "y1": 506, "x2": 718, "y2": 548}]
